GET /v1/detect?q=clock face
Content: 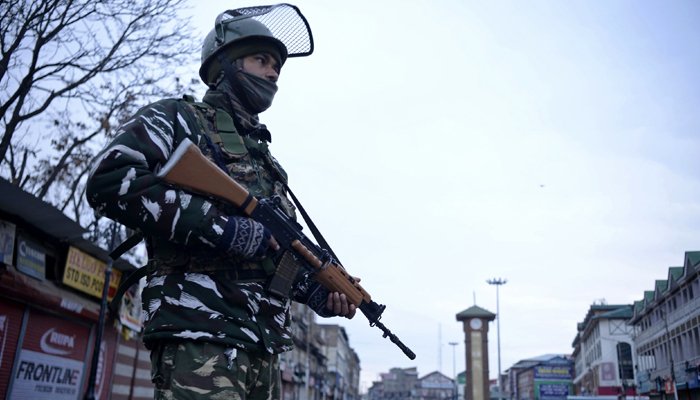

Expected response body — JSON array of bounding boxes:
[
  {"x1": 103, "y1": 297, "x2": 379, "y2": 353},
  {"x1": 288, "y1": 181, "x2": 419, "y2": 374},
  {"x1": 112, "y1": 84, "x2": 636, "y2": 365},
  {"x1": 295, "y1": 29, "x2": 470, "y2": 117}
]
[{"x1": 470, "y1": 318, "x2": 482, "y2": 330}]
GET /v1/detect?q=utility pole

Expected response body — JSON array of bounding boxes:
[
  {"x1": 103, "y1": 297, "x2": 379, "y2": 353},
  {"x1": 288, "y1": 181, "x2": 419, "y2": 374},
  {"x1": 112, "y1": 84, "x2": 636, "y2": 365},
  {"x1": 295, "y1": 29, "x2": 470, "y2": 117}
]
[
  {"x1": 662, "y1": 309, "x2": 679, "y2": 400},
  {"x1": 306, "y1": 308, "x2": 312, "y2": 400},
  {"x1": 449, "y1": 341, "x2": 459, "y2": 400},
  {"x1": 85, "y1": 222, "x2": 119, "y2": 400},
  {"x1": 487, "y1": 278, "x2": 507, "y2": 400}
]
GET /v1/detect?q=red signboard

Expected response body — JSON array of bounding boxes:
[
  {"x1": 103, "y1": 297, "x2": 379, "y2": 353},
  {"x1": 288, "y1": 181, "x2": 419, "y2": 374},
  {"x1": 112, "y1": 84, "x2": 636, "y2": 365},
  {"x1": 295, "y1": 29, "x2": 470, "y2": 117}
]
[
  {"x1": 9, "y1": 309, "x2": 90, "y2": 399},
  {"x1": 665, "y1": 378, "x2": 675, "y2": 394},
  {"x1": 0, "y1": 299, "x2": 25, "y2": 400}
]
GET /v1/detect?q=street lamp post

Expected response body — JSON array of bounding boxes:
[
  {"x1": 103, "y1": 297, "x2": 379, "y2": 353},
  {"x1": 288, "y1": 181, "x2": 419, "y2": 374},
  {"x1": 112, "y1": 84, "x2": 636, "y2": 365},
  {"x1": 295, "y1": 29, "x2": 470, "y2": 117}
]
[
  {"x1": 449, "y1": 341, "x2": 458, "y2": 400},
  {"x1": 487, "y1": 278, "x2": 507, "y2": 400}
]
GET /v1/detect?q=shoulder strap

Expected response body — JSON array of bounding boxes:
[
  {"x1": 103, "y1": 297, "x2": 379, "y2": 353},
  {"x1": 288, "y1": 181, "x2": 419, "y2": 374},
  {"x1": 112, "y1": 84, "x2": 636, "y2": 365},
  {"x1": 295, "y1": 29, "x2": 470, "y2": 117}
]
[
  {"x1": 182, "y1": 95, "x2": 248, "y2": 155},
  {"x1": 284, "y1": 184, "x2": 341, "y2": 265}
]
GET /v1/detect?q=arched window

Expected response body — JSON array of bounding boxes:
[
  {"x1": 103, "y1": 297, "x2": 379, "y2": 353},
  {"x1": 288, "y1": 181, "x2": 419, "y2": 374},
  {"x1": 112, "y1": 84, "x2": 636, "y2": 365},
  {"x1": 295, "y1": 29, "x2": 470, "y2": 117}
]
[{"x1": 617, "y1": 343, "x2": 634, "y2": 380}]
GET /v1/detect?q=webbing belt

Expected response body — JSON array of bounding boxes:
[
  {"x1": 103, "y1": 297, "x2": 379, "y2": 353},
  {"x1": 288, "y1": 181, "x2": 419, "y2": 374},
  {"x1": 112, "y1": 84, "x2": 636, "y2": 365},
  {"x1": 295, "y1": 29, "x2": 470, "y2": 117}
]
[{"x1": 107, "y1": 234, "x2": 268, "y2": 315}]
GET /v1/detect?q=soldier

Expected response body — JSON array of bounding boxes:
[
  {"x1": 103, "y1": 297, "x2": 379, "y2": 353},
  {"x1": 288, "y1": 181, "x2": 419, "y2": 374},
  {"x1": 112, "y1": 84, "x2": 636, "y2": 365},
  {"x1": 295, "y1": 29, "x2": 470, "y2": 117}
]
[{"x1": 86, "y1": 5, "x2": 356, "y2": 399}]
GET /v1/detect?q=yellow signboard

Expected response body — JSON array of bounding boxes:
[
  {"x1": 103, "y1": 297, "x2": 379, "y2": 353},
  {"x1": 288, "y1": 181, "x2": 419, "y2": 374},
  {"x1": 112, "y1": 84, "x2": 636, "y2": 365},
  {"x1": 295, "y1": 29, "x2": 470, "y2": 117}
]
[{"x1": 63, "y1": 247, "x2": 122, "y2": 300}]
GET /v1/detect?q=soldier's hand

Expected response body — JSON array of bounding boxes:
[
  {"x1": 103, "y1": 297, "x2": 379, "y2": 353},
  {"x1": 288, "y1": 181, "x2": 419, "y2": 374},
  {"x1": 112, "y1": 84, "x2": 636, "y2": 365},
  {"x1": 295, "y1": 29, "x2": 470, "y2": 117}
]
[
  {"x1": 326, "y1": 292, "x2": 357, "y2": 319},
  {"x1": 220, "y1": 216, "x2": 277, "y2": 259}
]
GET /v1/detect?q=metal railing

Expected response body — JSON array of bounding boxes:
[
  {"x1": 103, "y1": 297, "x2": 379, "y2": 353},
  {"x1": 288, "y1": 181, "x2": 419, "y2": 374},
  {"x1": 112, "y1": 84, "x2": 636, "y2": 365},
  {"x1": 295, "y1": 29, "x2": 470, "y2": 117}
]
[{"x1": 633, "y1": 294, "x2": 700, "y2": 344}]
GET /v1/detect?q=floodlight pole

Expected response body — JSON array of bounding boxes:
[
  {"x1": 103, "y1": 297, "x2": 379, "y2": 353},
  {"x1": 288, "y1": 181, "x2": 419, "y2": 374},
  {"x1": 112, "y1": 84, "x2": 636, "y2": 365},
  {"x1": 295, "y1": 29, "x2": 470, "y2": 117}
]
[{"x1": 487, "y1": 278, "x2": 507, "y2": 400}]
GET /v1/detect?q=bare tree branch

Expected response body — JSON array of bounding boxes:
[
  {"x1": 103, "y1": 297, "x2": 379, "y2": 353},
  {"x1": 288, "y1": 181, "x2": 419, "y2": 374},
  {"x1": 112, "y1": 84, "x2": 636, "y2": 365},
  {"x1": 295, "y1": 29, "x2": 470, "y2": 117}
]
[
  {"x1": 1, "y1": 0, "x2": 195, "y2": 167},
  {"x1": 1, "y1": 0, "x2": 197, "y2": 249}
]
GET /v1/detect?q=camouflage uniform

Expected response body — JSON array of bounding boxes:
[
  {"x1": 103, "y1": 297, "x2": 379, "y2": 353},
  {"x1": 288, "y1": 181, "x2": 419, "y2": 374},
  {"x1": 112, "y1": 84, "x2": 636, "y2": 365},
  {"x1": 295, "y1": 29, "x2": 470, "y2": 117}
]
[
  {"x1": 150, "y1": 341, "x2": 280, "y2": 400},
  {"x1": 86, "y1": 89, "x2": 333, "y2": 399}
]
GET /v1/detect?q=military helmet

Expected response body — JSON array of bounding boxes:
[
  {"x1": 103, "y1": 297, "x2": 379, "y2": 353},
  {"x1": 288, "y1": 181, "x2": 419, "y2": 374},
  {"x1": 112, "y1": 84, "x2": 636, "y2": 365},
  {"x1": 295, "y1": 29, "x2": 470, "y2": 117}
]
[{"x1": 199, "y1": 4, "x2": 314, "y2": 83}]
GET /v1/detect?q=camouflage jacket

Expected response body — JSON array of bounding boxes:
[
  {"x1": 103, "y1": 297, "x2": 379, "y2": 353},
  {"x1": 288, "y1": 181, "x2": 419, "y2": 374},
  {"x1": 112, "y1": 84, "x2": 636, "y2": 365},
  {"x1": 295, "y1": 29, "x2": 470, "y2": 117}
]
[{"x1": 86, "y1": 89, "x2": 330, "y2": 354}]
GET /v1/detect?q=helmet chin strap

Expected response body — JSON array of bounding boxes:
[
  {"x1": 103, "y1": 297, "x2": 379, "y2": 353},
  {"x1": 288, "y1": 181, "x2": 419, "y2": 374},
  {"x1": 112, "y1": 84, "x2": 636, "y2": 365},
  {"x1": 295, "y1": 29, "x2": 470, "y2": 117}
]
[
  {"x1": 216, "y1": 53, "x2": 252, "y2": 110},
  {"x1": 217, "y1": 53, "x2": 239, "y2": 88}
]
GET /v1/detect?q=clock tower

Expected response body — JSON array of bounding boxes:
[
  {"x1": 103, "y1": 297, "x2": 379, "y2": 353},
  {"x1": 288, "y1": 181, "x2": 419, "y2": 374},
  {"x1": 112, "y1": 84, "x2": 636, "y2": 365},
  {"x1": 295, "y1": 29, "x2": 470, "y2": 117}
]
[{"x1": 456, "y1": 305, "x2": 496, "y2": 400}]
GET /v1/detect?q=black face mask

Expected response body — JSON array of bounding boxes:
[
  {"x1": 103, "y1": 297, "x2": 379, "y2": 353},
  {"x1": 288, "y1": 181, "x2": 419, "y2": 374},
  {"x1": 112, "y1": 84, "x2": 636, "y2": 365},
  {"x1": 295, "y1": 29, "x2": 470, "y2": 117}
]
[
  {"x1": 216, "y1": 53, "x2": 280, "y2": 114},
  {"x1": 232, "y1": 69, "x2": 278, "y2": 114}
]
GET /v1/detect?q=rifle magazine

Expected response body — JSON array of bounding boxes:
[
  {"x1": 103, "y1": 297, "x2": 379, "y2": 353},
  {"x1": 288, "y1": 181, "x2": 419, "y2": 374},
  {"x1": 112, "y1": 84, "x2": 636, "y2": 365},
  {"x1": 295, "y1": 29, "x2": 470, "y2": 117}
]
[{"x1": 266, "y1": 250, "x2": 300, "y2": 299}]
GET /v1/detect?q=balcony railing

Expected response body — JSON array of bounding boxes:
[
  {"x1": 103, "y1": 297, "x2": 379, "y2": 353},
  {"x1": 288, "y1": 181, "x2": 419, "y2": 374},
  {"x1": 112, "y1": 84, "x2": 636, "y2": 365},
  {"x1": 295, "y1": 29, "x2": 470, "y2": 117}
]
[
  {"x1": 636, "y1": 350, "x2": 700, "y2": 389},
  {"x1": 633, "y1": 294, "x2": 700, "y2": 344}
]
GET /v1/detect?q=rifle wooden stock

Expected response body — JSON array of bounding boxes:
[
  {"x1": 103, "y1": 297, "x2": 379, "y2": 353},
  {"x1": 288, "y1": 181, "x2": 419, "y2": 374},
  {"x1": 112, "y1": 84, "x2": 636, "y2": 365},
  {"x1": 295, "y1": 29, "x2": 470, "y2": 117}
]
[{"x1": 157, "y1": 138, "x2": 257, "y2": 216}]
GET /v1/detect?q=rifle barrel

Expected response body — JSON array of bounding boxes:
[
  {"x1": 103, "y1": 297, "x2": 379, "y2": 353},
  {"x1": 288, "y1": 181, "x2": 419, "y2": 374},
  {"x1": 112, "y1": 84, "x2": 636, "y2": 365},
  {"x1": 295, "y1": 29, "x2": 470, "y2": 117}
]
[{"x1": 374, "y1": 320, "x2": 416, "y2": 360}]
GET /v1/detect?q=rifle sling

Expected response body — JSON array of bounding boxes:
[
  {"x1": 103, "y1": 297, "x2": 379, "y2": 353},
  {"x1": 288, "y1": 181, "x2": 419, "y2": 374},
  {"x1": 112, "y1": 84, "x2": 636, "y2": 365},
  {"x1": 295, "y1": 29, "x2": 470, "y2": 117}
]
[
  {"x1": 107, "y1": 232, "x2": 145, "y2": 315},
  {"x1": 109, "y1": 231, "x2": 144, "y2": 260},
  {"x1": 282, "y1": 184, "x2": 340, "y2": 265}
]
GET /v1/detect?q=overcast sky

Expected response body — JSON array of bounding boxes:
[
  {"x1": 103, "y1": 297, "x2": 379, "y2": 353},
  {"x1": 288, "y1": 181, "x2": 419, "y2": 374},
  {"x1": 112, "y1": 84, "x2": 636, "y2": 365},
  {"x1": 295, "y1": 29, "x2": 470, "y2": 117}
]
[{"x1": 183, "y1": 0, "x2": 700, "y2": 390}]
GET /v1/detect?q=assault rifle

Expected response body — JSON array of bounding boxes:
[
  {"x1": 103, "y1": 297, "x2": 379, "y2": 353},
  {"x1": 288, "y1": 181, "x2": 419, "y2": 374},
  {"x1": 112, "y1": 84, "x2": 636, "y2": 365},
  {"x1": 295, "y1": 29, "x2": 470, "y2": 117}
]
[{"x1": 157, "y1": 138, "x2": 416, "y2": 360}]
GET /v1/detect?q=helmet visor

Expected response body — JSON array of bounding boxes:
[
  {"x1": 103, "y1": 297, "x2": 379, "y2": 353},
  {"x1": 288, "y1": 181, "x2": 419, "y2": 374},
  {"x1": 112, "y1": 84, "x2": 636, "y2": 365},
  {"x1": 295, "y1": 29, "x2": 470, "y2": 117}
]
[{"x1": 216, "y1": 3, "x2": 314, "y2": 58}]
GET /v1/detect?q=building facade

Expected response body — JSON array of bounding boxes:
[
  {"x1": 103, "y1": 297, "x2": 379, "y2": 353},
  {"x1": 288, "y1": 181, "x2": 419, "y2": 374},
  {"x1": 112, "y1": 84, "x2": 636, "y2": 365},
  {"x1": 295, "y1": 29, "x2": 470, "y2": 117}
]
[
  {"x1": 318, "y1": 324, "x2": 361, "y2": 400},
  {"x1": 0, "y1": 178, "x2": 150, "y2": 399},
  {"x1": 280, "y1": 302, "x2": 325, "y2": 400},
  {"x1": 366, "y1": 368, "x2": 459, "y2": 400},
  {"x1": 571, "y1": 303, "x2": 637, "y2": 397},
  {"x1": 629, "y1": 252, "x2": 700, "y2": 400},
  {"x1": 279, "y1": 304, "x2": 362, "y2": 400},
  {"x1": 505, "y1": 355, "x2": 574, "y2": 400},
  {"x1": 368, "y1": 367, "x2": 419, "y2": 400},
  {"x1": 415, "y1": 371, "x2": 456, "y2": 400}
]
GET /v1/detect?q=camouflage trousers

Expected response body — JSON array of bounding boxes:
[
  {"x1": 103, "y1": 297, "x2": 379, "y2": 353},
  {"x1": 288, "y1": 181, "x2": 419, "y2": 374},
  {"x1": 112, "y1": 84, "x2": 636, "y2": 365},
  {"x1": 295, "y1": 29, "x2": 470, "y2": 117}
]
[{"x1": 150, "y1": 341, "x2": 281, "y2": 400}]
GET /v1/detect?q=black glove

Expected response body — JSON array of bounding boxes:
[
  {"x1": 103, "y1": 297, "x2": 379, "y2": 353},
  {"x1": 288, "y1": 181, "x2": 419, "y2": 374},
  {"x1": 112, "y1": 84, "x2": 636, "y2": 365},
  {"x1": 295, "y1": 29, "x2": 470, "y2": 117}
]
[
  {"x1": 293, "y1": 275, "x2": 336, "y2": 318},
  {"x1": 217, "y1": 216, "x2": 271, "y2": 259}
]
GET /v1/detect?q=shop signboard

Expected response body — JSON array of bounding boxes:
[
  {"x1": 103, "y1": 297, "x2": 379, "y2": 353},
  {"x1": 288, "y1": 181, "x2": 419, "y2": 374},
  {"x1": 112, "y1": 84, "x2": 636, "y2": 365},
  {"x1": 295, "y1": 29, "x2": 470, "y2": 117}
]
[
  {"x1": 119, "y1": 284, "x2": 143, "y2": 332},
  {"x1": 599, "y1": 362, "x2": 617, "y2": 384},
  {"x1": 665, "y1": 378, "x2": 675, "y2": 394},
  {"x1": 16, "y1": 236, "x2": 45, "y2": 280},
  {"x1": 0, "y1": 220, "x2": 15, "y2": 265},
  {"x1": 535, "y1": 365, "x2": 573, "y2": 380},
  {"x1": 62, "y1": 246, "x2": 121, "y2": 300},
  {"x1": 9, "y1": 309, "x2": 90, "y2": 399},
  {"x1": 538, "y1": 381, "x2": 571, "y2": 400}
]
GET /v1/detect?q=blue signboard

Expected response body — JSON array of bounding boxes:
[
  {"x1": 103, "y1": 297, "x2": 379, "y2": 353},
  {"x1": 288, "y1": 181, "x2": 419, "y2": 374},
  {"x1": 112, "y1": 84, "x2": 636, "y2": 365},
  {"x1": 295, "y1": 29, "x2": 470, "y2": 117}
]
[
  {"x1": 16, "y1": 236, "x2": 45, "y2": 280},
  {"x1": 535, "y1": 366, "x2": 573, "y2": 380},
  {"x1": 539, "y1": 383, "x2": 570, "y2": 400}
]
